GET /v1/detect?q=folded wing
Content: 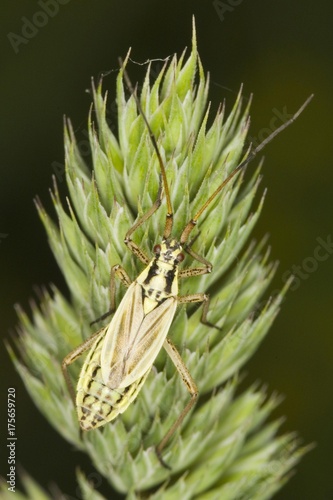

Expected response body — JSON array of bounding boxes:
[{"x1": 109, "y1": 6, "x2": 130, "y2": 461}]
[{"x1": 101, "y1": 282, "x2": 177, "y2": 389}]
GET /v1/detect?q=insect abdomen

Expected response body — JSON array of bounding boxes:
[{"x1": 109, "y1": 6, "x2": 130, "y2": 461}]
[{"x1": 76, "y1": 332, "x2": 150, "y2": 430}]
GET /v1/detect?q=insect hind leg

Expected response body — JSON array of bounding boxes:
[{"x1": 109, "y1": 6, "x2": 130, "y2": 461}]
[{"x1": 156, "y1": 338, "x2": 198, "y2": 468}]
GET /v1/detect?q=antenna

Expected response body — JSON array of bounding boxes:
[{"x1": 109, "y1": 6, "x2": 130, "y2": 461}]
[
  {"x1": 179, "y1": 94, "x2": 314, "y2": 244},
  {"x1": 120, "y1": 58, "x2": 174, "y2": 239}
]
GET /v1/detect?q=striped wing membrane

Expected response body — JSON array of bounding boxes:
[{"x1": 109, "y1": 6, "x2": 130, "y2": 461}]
[{"x1": 101, "y1": 282, "x2": 177, "y2": 389}]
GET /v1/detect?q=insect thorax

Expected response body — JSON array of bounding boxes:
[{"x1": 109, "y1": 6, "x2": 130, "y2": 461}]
[{"x1": 136, "y1": 239, "x2": 182, "y2": 314}]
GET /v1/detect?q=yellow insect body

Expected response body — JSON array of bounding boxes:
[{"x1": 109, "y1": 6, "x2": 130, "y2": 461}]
[{"x1": 76, "y1": 240, "x2": 180, "y2": 431}]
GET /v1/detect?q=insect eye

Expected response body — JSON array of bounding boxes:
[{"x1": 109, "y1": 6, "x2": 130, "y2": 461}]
[
  {"x1": 177, "y1": 253, "x2": 185, "y2": 262},
  {"x1": 154, "y1": 244, "x2": 161, "y2": 255}
]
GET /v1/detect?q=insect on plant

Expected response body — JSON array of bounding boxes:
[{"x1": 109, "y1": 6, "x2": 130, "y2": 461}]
[{"x1": 62, "y1": 59, "x2": 313, "y2": 466}]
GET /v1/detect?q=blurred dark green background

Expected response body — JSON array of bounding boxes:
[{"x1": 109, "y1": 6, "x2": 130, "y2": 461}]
[{"x1": 1, "y1": 1, "x2": 332, "y2": 498}]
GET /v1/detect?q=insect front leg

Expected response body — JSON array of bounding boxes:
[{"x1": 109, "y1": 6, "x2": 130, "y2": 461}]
[
  {"x1": 156, "y1": 338, "x2": 198, "y2": 468},
  {"x1": 90, "y1": 264, "x2": 132, "y2": 326},
  {"x1": 109, "y1": 264, "x2": 132, "y2": 309},
  {"x1": 178, "y1": 246, "x2": 221, "y2": 329},
  {"x1": 179, "y1": 243, "x2": 212, "y2": 279}
]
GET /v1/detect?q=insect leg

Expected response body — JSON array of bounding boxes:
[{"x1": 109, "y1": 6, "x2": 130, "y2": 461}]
[
  {"x1": 179, "y1": 244, "x2": 212, "y2": 279},
  {"x1": 124, "y1": 176, "x2": 164, "y2": 265},
  {"x1": 178, "y1": 292, "x2": 221, "y2": 330},
  {"x1": 156, "y1": 337, "x2": 198, "y2": 467},
  {"x1": 62, "y1": 327, "x2": 106, "y2": 404},
  {"x1": 90, "y1": 264, "x2": 132, "y2": 326},
  {"x1": 178, "y1": 244, "x2": 221, "y2": 328}
]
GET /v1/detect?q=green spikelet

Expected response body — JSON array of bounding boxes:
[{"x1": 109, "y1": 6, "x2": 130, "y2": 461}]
[{"x1": 3, "y1": 21, "x2": 311, "y2": 500}]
